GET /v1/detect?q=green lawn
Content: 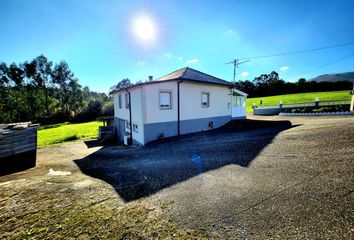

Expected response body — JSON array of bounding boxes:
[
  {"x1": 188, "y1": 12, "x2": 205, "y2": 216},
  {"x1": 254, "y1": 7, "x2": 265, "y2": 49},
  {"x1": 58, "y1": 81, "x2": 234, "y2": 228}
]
[
  {"x1": 246, "y1": 90, "x2": 352, "y2": 112},
  {"x1": 37, "y1": 121, "x2": 103, "y2": 148}
]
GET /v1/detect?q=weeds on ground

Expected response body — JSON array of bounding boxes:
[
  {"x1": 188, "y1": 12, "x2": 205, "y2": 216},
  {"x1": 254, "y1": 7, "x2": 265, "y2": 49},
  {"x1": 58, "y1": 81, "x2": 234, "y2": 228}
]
[{"x1": 0, "y1": 188, "x2": 206, "y2": 240}]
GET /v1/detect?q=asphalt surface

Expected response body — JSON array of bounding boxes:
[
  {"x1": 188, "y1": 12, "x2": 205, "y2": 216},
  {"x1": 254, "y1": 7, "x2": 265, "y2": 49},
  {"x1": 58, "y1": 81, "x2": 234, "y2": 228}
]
[
  {"x1": 1, "y1": 116, "x2": 353, "y2": 239},
  {"x1": 74, "y1": 116, "x2": 354, "y2": 239}
]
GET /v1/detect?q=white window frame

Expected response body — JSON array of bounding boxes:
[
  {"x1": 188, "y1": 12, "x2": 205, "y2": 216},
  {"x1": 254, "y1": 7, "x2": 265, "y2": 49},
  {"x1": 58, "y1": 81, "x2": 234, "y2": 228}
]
[
  {"x1": 125, "y1": 93, "x2": 129, "y2": 109},
  {"x1": 201, "y1": 92, "x2": 210, "y2": 108},
  {"x1": 159, "y1": 90, "x2": 172, "y2": 110},
  {"x1": 118, "y1": 95, "x2": 122, "y2": 109}
]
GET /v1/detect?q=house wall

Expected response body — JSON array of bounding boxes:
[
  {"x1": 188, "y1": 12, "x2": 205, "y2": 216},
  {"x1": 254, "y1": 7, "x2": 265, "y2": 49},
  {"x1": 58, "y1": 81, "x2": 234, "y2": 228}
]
[
  {"x1": 113, "y1": 81, "x2": 245, "y2": 145},
  {"x1": 143, "y1": 81, "x2": 178, "y2": 143},
  {"x1": 113, "y1": 87, "x2": 144, "y2": 145},
  {"x1": 179, "y1": 82, "x2": 232, "y2": 134},
  {"x1": 180, "y1": 82, "x2": 232, "y2": 120},
  {"x1": 143, "y1": 81, "x2": 178, "y2": 124},
  {"x1": 143, "y1": 81, "x2": 232, "y2": 143}
]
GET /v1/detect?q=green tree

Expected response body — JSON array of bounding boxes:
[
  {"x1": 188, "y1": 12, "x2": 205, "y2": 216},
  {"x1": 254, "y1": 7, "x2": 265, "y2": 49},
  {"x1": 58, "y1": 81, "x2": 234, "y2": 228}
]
[
  {"x1": 32, "y1": 55, "x2": 53, "y2": 116},
  {"x1": 68, "y1": 78, "x2": 84, "y2": 117},
  {"x1": 52, "y1": 61, "x2": 74, "y2": 112},
  {"x1": 109, "y1": 78, "x2": 131, "y2": 95}
]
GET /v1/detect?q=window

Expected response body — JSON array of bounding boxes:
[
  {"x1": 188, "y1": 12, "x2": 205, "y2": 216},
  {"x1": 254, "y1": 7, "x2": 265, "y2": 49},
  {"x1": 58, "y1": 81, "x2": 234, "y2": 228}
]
[
  {"x1": 159, "y1": 91, "x2": 172, "y2": 109},
  {"x1": 125, "y1": 120, "x2": 130, "y2": 129},
  {"x1": 208, "y1": 121, "x2": 214, "y2": 128},
  {"x1": 125, "y1": 93, "x2": 129, "y2": 109},
  {"x1": 118, "y1": 95, "x2": 122, "y2": 108},
  {"x1": 133, "y1": 123, "x2": 138, "y2": 133},
  {"x1": 201, "y1": 93, "x2": 209, "y2": 108}
]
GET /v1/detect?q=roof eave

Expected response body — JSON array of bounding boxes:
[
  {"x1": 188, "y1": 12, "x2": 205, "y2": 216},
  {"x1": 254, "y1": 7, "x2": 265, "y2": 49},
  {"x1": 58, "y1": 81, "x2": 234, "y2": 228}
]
[{"x1": 233, "y1": 88, "x2": 248, "y2": 96}]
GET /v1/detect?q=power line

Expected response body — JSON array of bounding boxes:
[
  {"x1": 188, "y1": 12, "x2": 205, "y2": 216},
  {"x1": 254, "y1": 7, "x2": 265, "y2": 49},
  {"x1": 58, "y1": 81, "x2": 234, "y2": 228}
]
[
  {"x1": 239, "y1": 42, "x2": 354, "y2": 60},
  {"x1": 299, "y1": 52, "x2": 354, "y2": 75},
  {"x1": 225, "y1": 59, "x2": 250, "y2": 82}
]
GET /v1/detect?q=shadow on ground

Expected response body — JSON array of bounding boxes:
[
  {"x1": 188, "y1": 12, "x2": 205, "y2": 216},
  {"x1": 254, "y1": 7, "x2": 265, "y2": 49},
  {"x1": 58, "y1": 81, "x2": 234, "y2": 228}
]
[{"x1": 74, "y1": 119, "x2": 296, "y2": 202}]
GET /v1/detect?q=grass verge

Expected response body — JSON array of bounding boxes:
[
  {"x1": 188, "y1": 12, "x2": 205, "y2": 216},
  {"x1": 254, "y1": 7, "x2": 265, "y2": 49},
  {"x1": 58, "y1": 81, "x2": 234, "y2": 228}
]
[
  {"x1": 246, "y1": 90, "x2": 352, "y2": 112},
  {"x1": 37, "y1": 121, "x2": 103, "y2": 148}
]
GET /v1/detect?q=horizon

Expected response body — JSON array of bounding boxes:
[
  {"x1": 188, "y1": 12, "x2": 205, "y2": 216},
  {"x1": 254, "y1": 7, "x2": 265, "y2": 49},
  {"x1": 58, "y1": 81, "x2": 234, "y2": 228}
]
[{"x1": 1, "y1": 0, "x2": 354, "y2": 93}]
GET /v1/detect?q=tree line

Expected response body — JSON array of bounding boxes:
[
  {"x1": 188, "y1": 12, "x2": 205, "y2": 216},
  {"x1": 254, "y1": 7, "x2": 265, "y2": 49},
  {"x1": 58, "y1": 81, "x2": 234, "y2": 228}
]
[
  {"x1": 0, "y1": 55, "x2": 113, "y2": 124},
  {"x1": 234, "y1": 71, "x2": 353, "y2": 98}
]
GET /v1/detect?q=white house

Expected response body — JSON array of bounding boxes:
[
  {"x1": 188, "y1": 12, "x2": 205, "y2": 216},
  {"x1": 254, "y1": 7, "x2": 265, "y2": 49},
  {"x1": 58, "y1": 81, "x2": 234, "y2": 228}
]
[{"x1": 112, "y1": 67, "x2": 247, "y2": 145}]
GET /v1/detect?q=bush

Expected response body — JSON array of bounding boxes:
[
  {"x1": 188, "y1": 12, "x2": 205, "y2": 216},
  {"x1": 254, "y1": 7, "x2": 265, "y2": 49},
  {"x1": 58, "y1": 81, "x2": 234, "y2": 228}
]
[
  {"x1": 37, "y1": 110, "x2": 72, "y2": 125},
  {"x1": 73, "y1": 100, "x2": 103, "y2": 122},
  {"x1": 102, "y1": 101, "x2": 114, "y2": 116}
]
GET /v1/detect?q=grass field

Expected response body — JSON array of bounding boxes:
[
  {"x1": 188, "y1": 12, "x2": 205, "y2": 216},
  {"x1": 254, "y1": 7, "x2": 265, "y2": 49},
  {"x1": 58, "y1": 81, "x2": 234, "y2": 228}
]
[
  {"x1": 37, "y1": 121, "x2": 103, "y2": 148},
  {"x1": 246, "y1": 90, "x2": 352, "y2": 112}
]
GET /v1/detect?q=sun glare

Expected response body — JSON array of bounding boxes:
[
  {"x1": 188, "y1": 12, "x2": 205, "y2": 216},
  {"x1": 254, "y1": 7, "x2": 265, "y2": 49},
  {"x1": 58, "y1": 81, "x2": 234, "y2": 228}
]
[{"x1": 134, "y1": 16, "x2": 156, "y2": 41}]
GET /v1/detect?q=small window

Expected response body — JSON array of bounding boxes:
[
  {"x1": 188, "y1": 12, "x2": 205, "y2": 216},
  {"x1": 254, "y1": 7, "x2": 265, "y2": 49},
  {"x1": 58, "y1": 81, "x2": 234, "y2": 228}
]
[
  {"x1": 125, "y1": 93, "x2": 129, "y2": 109},
  {"x1": 208, "y1": 121, "x2": 213, "y2": 128},
  {"x1": 133, "y1": 123, "x2": 138, "y2": 133},
  {"x1": 159, "y1": 91, "x2": 171, "y2": 109},
  {"x1": 125, "y1": 120, "x2": 130, "y2": 129},
  {"x1": 201, "y1": 93, "x2": 209, "y2": 108},
  {"x1": 118, "y1": 95, "x2": 122, "y2": 109}
]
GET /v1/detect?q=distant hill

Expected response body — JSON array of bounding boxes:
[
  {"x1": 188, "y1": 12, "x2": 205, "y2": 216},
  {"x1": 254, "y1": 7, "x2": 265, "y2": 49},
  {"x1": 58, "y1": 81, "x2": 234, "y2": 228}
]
[{"x1": 310, "y1": 72, "x2": 354, "y2": 84}]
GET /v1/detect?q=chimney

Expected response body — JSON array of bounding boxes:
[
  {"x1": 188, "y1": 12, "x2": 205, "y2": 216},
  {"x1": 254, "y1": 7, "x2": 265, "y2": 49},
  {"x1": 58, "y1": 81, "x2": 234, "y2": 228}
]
[{"x1": 148, "y1": 76, "x2": 153, "y2": 82}]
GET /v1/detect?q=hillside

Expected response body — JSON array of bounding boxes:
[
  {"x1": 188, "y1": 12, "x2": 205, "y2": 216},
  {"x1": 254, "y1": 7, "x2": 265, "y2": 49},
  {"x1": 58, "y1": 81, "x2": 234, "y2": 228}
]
[
  {"x1": 246, "y1": 90, "x2": 352, "y2": 113},
  {"x1": 310, "y1": 72, "x2": 354, "y2": 84}
]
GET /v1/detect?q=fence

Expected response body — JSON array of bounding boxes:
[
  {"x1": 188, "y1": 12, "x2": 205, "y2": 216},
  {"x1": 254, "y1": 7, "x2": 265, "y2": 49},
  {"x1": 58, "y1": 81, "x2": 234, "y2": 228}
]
[
  {"x1": 257, "y1": 100, "x2": 350, "y2": 109},
  {"x1": 253, "y1": 100, "x2": 351, "y2": 116}
]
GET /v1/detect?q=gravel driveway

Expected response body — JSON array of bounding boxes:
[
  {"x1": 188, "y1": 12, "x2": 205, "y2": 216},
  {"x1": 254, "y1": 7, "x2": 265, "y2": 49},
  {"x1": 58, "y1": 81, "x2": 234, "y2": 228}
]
[{"x1": 1, "y1": 116, "x2": 353, "y2": 239}]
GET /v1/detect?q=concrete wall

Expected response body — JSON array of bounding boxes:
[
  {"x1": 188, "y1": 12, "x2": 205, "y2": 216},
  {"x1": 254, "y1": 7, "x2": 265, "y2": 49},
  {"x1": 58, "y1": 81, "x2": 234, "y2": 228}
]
[
  {"x1": 253, "y1": 107, "x2": 281, "y2": 116},
  {"x1": 144, "y1": 121, "x2": 178, "y2": 144},
  {"x1": 180, "y1": 115, "x2": 231, "y2": 134},
  {"x1": 143, "y1": 115, "x2": 231, "y2": 144}
]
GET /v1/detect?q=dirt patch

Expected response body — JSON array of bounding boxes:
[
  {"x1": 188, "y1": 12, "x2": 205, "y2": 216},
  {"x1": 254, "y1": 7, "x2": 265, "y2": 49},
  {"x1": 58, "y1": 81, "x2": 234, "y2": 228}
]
[{"x1": 0, "y1": 141, "x2": 207, "y2": 239}]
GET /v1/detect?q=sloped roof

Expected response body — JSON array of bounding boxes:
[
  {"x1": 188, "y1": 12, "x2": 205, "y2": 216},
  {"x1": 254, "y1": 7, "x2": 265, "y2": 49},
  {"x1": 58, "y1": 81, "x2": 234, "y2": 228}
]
[
  {"x1": 156, "y1": 67, "x2": 233, "y2": 86},
  {"x1": 111, "y1": 67, "x2": 236, "y2": 94}
]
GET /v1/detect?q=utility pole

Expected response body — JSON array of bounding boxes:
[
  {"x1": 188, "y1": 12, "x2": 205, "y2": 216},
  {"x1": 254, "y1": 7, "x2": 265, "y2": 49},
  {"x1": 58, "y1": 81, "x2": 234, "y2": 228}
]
[{"x1": 225, "y1": 59, "x2": 250, "y2": 83}]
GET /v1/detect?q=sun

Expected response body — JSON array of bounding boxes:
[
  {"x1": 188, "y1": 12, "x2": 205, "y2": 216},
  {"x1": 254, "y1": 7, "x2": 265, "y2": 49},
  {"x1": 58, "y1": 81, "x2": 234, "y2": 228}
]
[{"x1": 134, "y1": 16, "x2": 156, "y2": 41}]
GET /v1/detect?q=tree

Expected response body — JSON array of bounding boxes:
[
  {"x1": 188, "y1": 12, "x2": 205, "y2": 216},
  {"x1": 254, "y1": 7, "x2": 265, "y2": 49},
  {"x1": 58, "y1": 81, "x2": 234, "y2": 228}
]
[
  {"x1": 109, "y1": 78, "x2": 132, "y2": 95},
  {"x1": 0, "y1": 63, "x2": 10, "y2": 122},
  {"x1": 68, "y1": 78, "x2": 84, "y2": 117},
  {"x1": 32, "y1": 55, "x2": 53, "y2": 116},
  {"x1": 52, "y1": 61, "x2": 74, "y2": 112}
]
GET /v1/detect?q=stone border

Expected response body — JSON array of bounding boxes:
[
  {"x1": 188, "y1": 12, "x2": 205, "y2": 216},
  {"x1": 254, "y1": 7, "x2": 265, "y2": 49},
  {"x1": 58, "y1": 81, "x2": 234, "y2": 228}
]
[{"x1": 279, "y1": 111, "x2": 354, "y2": 116}]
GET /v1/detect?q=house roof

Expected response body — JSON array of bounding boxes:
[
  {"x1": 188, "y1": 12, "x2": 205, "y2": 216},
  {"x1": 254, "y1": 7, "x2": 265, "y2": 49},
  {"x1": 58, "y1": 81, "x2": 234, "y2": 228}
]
[
  {"x1": 111, "y1": 67, "x2": 244, "y2": 94},
  {"x1": 156, "y1": 67, "x2": 233, "y2": 86}
]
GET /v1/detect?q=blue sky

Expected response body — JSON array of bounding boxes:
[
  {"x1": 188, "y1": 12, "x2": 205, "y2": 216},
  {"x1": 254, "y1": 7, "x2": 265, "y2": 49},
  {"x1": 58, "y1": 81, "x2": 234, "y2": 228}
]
[{"x1": 1, "y1": 0, "x2": 354, "y2": 93}]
